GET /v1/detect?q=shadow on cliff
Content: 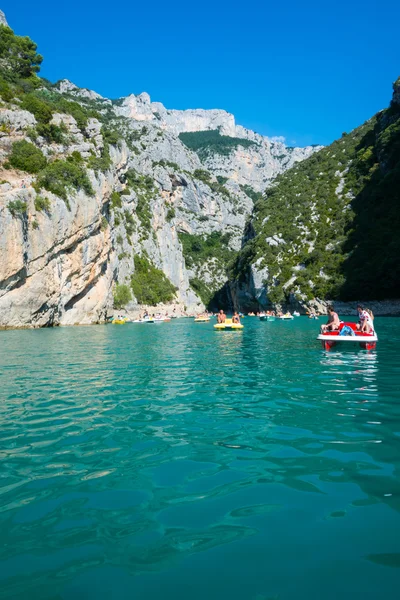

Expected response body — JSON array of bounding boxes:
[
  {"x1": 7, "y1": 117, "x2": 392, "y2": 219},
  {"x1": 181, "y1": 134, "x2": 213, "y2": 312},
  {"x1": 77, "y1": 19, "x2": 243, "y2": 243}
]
[{"x1": 339, "y1": 102, "x2": 400, "y2": 301}]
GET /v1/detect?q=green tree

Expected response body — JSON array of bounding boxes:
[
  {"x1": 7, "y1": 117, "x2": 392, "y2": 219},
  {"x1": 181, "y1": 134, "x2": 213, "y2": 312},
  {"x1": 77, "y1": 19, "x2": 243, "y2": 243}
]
[
  {"x1": 0, "y1": 25, "x2": 43, "y2": 81},
  {"x1": 113, "y1": 284, "x2": 132, "y2": 308},
  {"x1": 8, "y1": 140, "x2": 47, "y2": 173},
  {"x1": 131, "y1": 254, "x2": 177, "y2": 305}
]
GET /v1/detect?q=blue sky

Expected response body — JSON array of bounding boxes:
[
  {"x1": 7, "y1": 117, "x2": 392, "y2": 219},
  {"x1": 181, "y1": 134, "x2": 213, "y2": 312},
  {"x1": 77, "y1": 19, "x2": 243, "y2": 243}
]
[{"x1": 2, "y1": 0, "x2": 399, "y2": 146}]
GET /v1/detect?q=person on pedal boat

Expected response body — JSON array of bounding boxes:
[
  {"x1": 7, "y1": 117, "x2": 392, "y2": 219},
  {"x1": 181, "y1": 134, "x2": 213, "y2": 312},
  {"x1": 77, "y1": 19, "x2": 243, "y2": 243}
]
[
  {"x1": 217, "y1": 310, "x2": 226, "y2": 324},
  {"x1": 357, "y1": 305, "x2": 374, "y2": 333},
  {"x1": 232, "y1": 312, "x2": 241, "y2": 324},
  {"x1": 320, "y1": 306, "x2": 340, "y2": 333}
]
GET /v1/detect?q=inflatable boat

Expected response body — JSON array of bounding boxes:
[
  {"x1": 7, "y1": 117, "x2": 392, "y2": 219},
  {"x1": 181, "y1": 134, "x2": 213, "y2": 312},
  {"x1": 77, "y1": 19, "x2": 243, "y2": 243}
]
[
  {"x1": 317, "y1": 322, "x2": 377, "y2": 350},
  {"x1": 214, "y1": 318, "x2": 243, "y2": 331}
]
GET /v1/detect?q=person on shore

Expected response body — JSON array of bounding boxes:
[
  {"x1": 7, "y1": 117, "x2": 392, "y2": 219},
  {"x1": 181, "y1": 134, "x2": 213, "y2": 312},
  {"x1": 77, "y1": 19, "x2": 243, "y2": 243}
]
[
  {"x1": 217, "y1": 310, "x2": 226, "y2": 324},
  {"x1": 320, "y1": 306, "x2": 340, "y2": 333},
  {"x1": 357, "y1": 305, "x2": 374, "y2": 333},
  {"x1": 232, "y1": 311, "x2": 240, "y2": 324}
]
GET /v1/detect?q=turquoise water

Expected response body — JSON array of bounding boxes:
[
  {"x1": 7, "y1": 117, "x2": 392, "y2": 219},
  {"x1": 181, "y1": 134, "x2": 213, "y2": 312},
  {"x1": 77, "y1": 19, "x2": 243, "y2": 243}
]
[{"x1": 1, "y1": 317, "x2": 400, "y2": 599}]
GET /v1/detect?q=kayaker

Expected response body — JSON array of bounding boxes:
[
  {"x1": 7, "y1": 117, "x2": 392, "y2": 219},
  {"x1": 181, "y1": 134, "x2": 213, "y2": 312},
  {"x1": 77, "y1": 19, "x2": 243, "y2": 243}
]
[
  {"x1": 217, "y1": 310, "x2": 226, "y2": 324},
  {"x1": 232, "y1": 312, "x2": 240, "y2": 324},
  {"x1": 320, "y1": 306, "x2": 340, "y2": 333}
]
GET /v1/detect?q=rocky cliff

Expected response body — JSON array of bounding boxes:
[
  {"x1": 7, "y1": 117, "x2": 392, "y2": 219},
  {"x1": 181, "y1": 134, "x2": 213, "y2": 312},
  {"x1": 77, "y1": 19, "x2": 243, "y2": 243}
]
[
  {"x1": 114, "y1": 90, "x2": 321, "y2": 191},
  {"x1": 231, "y1": 76, "x2": 400, "y2": 311},
  {"x1": 0, "y1": 16, "x2": 318, "y2": 327}
]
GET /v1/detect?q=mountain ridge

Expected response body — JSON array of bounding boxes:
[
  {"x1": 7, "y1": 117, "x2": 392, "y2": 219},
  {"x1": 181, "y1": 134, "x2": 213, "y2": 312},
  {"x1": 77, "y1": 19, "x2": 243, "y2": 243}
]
[{"x1": 0, "y1": 13, "x2": 320, "y2": 327}]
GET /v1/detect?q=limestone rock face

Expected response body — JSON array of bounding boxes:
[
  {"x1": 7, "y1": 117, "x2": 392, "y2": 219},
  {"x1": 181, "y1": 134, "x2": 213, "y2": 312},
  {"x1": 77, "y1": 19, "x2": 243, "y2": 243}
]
[
  {"x1": 55, "y1": 79, "x2": 111, "y2": 104},
  {"x1": 0, "y1": 172, "x2": 118, "y2": 328},
  {"x1": 113, "y1": 90, "x2": 321, "y2": 191},
  {"x1": 0, "y1": 78, "x2": 318, "y2": 327},
  {"x1": 0, "y1": 109, "x2": 36, "y2": 131}
]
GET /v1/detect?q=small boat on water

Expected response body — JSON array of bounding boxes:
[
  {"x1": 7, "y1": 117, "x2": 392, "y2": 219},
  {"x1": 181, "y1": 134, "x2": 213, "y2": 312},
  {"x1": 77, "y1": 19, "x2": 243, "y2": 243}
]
[
  {"x1": 112, "y1": 318, "x2": 127, "y2": 325},
  {"x1": 279, "y1": 313, "x2": 294, "y2": 320},
  {"x1": 317, "y1": 322, "x2": 378, "y2": 351},
  {"x1": 259, "y1": 314, "x2": 275, "y2": 321},
  {"x1": 293, "y1": 311, "x2": 300, "y2": 317},
  {"x1": 132, "y1": 318, "x2": 153, "y2": 323},
  {"x1": 214, "y1": 318, "x2": 243, "y2": 331},
  {"x1": 132, "y1": 316, "x2": 168, "y2": 323},
  {"x1": 194, "y1": 316, "x2": 210, "y2": 322}
]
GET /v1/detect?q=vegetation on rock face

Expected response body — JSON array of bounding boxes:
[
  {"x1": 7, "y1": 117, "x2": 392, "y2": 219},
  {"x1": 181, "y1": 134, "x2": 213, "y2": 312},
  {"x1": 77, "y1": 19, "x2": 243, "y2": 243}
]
[
  {"x1": 8, "y1": 199, "x2": 27, "y2": 217},
  {"x1": 124, "y1": 169, "x2": 156, "y2": 237},
  {"x1": 233, "y1": 84, "x2": 400, "y2": 303},
  {"x1": 192, "y1": 168, "x2": 231, "y2": 199},
  {"x1": 166, "y1": 207, "x2": 175, "y2": 222},
  {"x1": 179, "y1": 231, "x2": 236, "y2": 307},
  {"x1": 179, "y1": 129, "x2": 257, "y2": 159},
  {"x1": 189, "y1": 277, "x2": 214, "y2": 306},
  {"x1": 34, "y1": 195, "x2": 51, "y2": 212},
  {"x1": 36, "y1": 158, "x2": 94, "y2": 202},
  {"x1": 110, "y1": 191, "x2": 122, "y2": 209},
  {"x1": 179, "y1": 231, "x2": 234, "y2": 269},
  {"x1": 36, "y1": 122, "x2": 67, "y2": 144},
  {"x1": 8, "y1": 140, "x2": 47, "y2": 173},
  {"x1": 87, "y1": 143, "x2": 112, "y2": 173},
  {"x1": 113, "y1": 284, "x2": 132, "y2": 308},
  {"x1": 20, "y1": 93, "x2": 52, "y2": 122},
  {"x1": 239, "y1": 184, "x2": 263, "y2": 203},
  {"x1": 131, "y1": 254, "x2": 177, "y2": 305}
]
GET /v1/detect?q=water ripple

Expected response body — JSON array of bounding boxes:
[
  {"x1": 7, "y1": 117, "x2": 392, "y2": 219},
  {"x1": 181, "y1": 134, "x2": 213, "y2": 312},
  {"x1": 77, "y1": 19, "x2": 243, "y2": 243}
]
[{"x1": 1, "y1": 318, "x2": 400, "y2": 599}]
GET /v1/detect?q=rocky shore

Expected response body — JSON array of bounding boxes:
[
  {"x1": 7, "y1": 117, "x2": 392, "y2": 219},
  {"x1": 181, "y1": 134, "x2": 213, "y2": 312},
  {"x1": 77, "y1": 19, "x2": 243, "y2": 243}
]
[{"x1": 298, "y1": 298, "x2": 400, "y2": 317}]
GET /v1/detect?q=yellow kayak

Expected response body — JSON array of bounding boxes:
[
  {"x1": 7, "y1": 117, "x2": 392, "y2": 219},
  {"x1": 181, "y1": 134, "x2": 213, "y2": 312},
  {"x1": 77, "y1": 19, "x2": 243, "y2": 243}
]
[{"x1": 214, "y1": 318, "x2": 243, "y2": 330}]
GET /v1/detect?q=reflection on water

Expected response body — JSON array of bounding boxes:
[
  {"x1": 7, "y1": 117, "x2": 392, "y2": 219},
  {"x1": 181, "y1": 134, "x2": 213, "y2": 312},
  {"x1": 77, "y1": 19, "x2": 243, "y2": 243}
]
[{"x1": 0, "y1": 318, "x2": 400, "y2": 599}]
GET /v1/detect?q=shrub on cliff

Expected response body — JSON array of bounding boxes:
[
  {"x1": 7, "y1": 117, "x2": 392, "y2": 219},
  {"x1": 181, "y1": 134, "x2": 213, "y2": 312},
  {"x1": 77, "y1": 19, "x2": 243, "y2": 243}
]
[
  {"x1": 8, "y1": 140, "x2": 47, "y2": 173},
  {"x1": 179, "y1": 231, "x2": 234, "y2": 268},
  {"x1": 20, "y1": 94, "x2": 53, "y2": 123},
  {"x1": 192, "y1": 169, "x2": 231, "y2": 199},
  {"x1": 36, "y1": 122, "x2": 67, "y2": 144},
  {"x1": 131, "y1": 254, "x2": 177, "y2": 305},
  {"x1": 87, "y1": 144, "x2": 112, "y2": 173},
  {"x1": 113, "y1": 284, "x2": 132, "y2": 309},
  {"x1": 34, "y1": 195, "x2": 51, "y2": 212},
  {"x1": 0, "y1": 77, "x2": 13, "y2": 101},
  {"x1": 36, "y1": 159, "x2": 94, "y2": 201},
  {"x1": 8, "y1": 199, "x2": 27, "y2": 217}
]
